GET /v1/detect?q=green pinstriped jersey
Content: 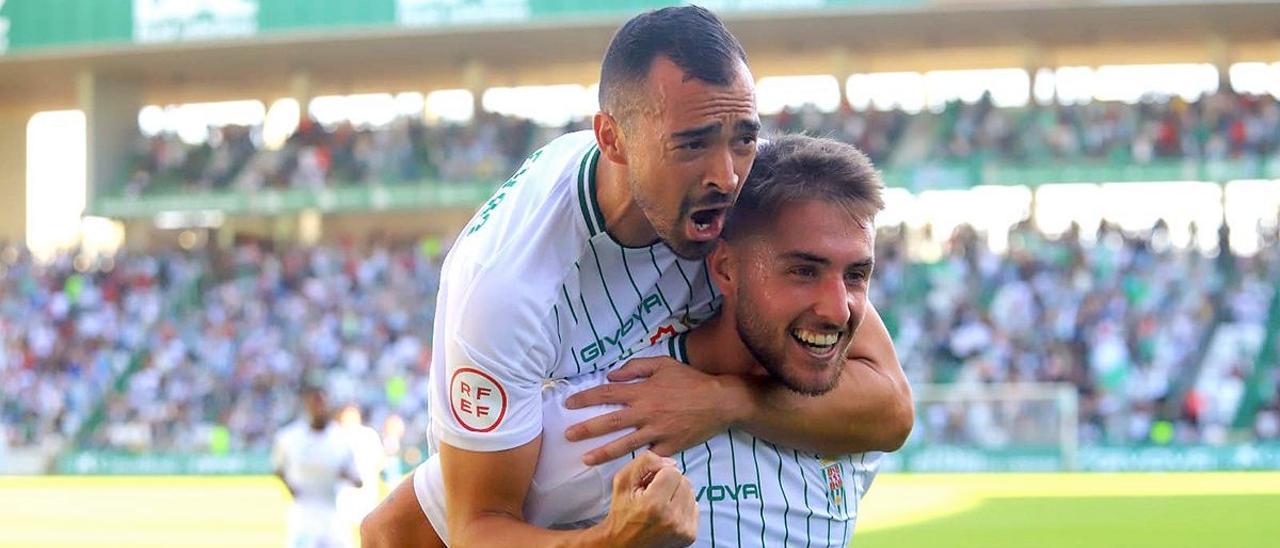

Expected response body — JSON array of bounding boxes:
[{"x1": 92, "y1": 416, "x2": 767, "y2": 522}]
[
  {"x1": 664, "y1": 333, "x2": 885, "y2": 548},
  {"x1": 416, "y1": 330, "x2": 882, "y2": 546},
  {"x1": 552, "y1": 144, "x2": 721, "y2": 379}
]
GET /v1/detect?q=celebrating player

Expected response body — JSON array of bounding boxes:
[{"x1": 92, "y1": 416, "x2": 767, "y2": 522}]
[{"x1": 363, "y1": 6, "x2": 911, "y2": 547}]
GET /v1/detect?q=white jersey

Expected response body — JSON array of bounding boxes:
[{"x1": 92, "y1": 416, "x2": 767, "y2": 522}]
[
  {"x1": 273, "y1": 421, "x2": 359, "y2": 507},
  {"x1": 428, "y1": 131, "x2": 720, "y2": 454},
  {"x1": 415, "y1": 334, "x2": 883, "y2": 547},
  {"x1": 272, "y1": 421, "x2": 359, "y2": 547}
]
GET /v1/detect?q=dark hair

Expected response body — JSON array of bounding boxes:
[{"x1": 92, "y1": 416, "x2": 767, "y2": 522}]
[
  {"x1": 599, "y1": 5, "x2": 748, "y2": 123},
  {"x1": 723, "y1": 134, "x2": 885, "y2": 240}
]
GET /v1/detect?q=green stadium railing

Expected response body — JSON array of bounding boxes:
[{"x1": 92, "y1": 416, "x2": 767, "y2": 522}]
[
  {"x1": 883, "y1": 443, "x2": 1280, "y2": 473},
  {"x1": 885, "y1": 157, "x2": 1280, "y2": 192},
  {"x1": 53, "y1": 443, "x2": 1280, "y2": 475},
  {"x1": 1161, "y1": 268, "x2": 1233, "y2": 424},
  {"x1": 56, "y1": 450, "x2": 271, "y2": 475},
  {"x1": 1233, "y1": 282, "x2": 1280, "y2": 429},
  {"x1": 89, "y1": 180, "x2": 502, "y2": 219}
]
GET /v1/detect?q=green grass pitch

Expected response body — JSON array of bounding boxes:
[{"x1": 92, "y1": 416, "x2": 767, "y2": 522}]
[{"x1": 1, "y1": 472, "x2": 1277, "y2": 547}]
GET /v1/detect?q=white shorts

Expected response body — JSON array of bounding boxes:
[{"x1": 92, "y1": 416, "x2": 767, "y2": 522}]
[{"x1": 287, "y1": 501, "x2": 348, "y2": 548}]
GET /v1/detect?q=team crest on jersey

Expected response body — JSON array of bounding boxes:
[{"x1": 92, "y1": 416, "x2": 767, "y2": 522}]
[
  {"x1": 820, "y1": 457, "x2": 846, "y2": 508},
  {"x1": 449, "y1": 368, "x2": 508, "y2": 432}
]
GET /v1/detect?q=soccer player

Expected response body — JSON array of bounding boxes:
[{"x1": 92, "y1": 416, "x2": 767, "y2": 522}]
[
  {"x1": 274, "y1": 385, "x2": 364, "y2": 548},
  {"x1": 362, "y1": 6, "x2": 911, "y2": 547},
  {"x1": 410, "y1": 134, "x2": 888, "y2": 547}
]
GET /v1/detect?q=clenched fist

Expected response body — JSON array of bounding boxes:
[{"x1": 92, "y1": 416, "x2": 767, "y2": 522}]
[{"x1": 597, "y1": 451, "x2": 698, "y2": 547}]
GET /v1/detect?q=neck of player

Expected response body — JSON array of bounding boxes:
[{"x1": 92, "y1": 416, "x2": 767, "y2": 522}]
[
  {"x1": 595, "y1": 157, "x2": 660, "y2": 247},
  {"x1": 685, "y1": 312, "x2": 759, "y2": 377}
]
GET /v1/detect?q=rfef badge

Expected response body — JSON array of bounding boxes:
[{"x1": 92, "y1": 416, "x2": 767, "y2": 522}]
[
  {"x1": 819, "y1": 457, "x2": 845, "y2": 508},
  {"x1": 449, "y1": 367, "x2": 508, "y2": 433}
]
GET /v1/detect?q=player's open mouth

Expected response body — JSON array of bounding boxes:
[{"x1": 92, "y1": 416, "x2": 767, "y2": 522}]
[
  {"x1": 687, "y1": 207, "x2": 727, "y2": 242},
  {"x1": 791, "y1": 328, "x2": 841, "y2": 358}
]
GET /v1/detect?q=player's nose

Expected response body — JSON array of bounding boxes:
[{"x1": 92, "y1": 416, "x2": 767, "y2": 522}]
[
  {"x1": 811, "y1": 274, "x2": 852, "y2": 327},
  {"x1": 703, "y1": 147, "x2": 739, "y2": 195}
]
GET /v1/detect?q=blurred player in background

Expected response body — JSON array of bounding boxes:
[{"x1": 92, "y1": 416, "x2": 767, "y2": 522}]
[
  {"x1": 337, "y1": 404, "x2": 386, "y2": 532},
  {"x1": 380, "y1": 414, "x2": 408, "y2": 485},
  {"x1": 274, "y1": 384, "x2": 364, "y2": 548}
]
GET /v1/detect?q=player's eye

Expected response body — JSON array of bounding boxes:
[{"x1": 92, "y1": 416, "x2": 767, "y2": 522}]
[
  {"x1": 789, "y1": 266, "x2": 816, "y2": 279},
  {"x1": 679, "y1": 140, "x2": 706, "y2": 151}
]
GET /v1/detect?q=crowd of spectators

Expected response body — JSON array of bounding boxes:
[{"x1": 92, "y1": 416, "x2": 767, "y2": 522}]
[
  {"x1": 88, "y1": 237, "x2": 441, "y2": 461},
  {"x1": 4, "y1": 218, "x2": 1277, "y2": 462},
  {"x1": 123, "y1": 113, "x2": 587, "y2": 195},
  {"x1": 930, "y1": 91, "x2": 1280, "y2": 165},
  {"x1": 878, "y1": 219, "x2": 1280, "y2": 448},
  {"x1": 1, "y1": 244, "x2": 202, "y2": 454},
  {"x1": 14, "y1": 86, "x2": 1280, "y2": 460},
  {"x1": 118, "y1": 90, "x2": 1280, "y2": 197}
]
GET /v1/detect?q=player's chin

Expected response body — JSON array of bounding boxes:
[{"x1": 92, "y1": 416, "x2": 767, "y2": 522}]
[
  {"x1": 778, "y1": 365, "x2": 843, "y2": 397},
  {"x1": 666, "y1": 234, "x2": 718, "y2": 260},
  {"x1": 782, "y1": 346, "x2": 845, "y2": 395}
]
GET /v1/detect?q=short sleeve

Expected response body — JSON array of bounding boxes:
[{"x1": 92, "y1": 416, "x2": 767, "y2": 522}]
[{"x1": 430, "y1": 271, "x2": 560, "y2": 452}]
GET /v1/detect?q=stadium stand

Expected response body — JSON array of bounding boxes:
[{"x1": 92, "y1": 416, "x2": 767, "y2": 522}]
[
  {"x1": 0, "y1": 245, "x2": 202, "y2": 454},
  {"x1": 112, "y1": 91, "x2": 1278, "y2": 198},
  {"x1": 4, "y1": 218, "x2": 1276, "y2": 466},
  {"x1": 122, "y1": 114, "x2": 588, "y2": 195},
  {"x1": 86, "y1": 238, "x2": 439, "y2": 457},
  {"x1": 6, "y1": 81, "x2": 1280, "y2": 468},
  {"x1": 881, "y1": 219, "x2": 1279, "y2": 447},
  {"x1": 922, "y1": 91, "x2": 1280, "y2": 165}
]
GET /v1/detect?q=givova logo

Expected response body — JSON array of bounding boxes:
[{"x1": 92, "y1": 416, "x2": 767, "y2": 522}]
[
  {"x1": 133, "y1": 0, "x2": 258, "y2": 44},
  {"x1": 697, "y1": 482, "x2": 761, "y2": 503},
  {"x1": 578, "y1": 293, "x2": 665, "y2": 363}
]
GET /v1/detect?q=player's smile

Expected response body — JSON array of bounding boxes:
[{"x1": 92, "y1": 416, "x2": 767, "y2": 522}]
[{"x1": 790, "y1": 326, "x2": 845, "y2": 359}]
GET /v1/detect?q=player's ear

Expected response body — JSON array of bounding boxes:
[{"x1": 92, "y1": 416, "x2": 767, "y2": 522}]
[
  {"x1": 594, "y1": 111, "x2": 628, "y2": 166},
  {"x1": 708, "y1": 240, "x2": 736, "y2": 296}
]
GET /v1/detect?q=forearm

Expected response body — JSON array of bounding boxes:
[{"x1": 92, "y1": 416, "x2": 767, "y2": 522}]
[
  {"x1": 453, "y1": 513, "x2": 614, "y2": 548},
  {"x1": 727, "y1": 357, "x2": 913, "y2": 454},
  {"x1": 443, "y1": 440, "x2": 622, "y2": 548}
]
